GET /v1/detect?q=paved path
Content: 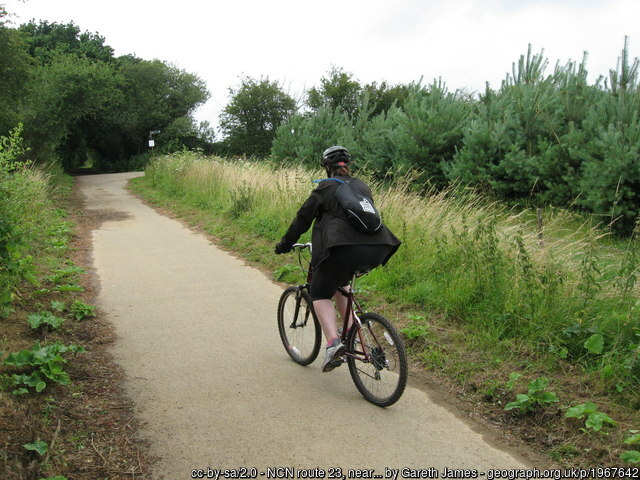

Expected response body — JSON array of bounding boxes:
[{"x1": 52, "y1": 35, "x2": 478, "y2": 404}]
[{"x1": 79, "y1": 172, "x2": 540, "y2": 479}]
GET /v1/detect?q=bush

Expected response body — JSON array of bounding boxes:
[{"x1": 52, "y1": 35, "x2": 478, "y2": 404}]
[{"x1": 0, "y1": 125, "x2": 54, "y2": 307}]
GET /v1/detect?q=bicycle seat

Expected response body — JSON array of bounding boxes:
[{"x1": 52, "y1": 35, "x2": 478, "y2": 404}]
[{"x1": 354, "y1": 268, "x2": 372, "y2": 278}]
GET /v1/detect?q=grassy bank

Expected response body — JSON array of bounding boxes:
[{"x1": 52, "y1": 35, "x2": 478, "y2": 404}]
[
  {"x1": 1, "y1": 129, "x2": 147, "y2": 477},
  {"x1": 132, "y1": 151, "x2": 640, "y2": 467}
]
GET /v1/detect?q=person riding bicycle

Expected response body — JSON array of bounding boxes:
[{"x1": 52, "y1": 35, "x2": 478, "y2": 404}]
[{"x1": 275, "y1": 146, "x2": 401, "y2": 372}]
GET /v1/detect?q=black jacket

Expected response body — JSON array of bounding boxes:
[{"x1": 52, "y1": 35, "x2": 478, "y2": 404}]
[{"x1": 279, "y1": 175, "x2": 401, "y2": 267}]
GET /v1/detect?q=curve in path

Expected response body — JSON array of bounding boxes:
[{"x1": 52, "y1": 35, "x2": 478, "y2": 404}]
[{"x1": 79, "y1": 172, "x2": 540, "y2": 479}]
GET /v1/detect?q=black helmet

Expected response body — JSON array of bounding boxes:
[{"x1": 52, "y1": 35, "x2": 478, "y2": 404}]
[{"x1": 321, "y1": 145, "x2": 351, "y2": 168}]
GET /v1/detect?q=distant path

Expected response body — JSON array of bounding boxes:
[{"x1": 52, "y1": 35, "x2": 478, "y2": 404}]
[{"x1": 79, "y1": 172, "x2": 539, "y2": 479}]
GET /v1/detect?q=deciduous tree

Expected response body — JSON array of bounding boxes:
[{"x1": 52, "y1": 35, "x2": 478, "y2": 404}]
[
  {"x1": 220, "y1": 76, "x2": 296, "y2": 157},
  {"x1": 307, "y1": 66, "x2": 362, "y2": 118}
]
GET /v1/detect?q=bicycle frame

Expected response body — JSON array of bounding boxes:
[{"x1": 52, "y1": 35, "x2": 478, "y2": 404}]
[{"x1": 292, "y1": 243, "x2": 376, "y2": 365}]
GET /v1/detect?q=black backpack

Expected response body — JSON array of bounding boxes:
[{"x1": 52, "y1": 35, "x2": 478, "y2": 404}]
[{"x1": 316, "y1": 178, "x2": 383, "y2": 234}]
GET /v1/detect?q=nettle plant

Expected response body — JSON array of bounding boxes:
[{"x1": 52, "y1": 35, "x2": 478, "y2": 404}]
[{"x1": 504, "y1": 376, "x2": 559, "y2": 413}]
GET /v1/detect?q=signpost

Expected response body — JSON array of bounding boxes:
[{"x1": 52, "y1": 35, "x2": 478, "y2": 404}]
[{"x1": 149, "y1": 130, "x2": 161, "y2": 149}]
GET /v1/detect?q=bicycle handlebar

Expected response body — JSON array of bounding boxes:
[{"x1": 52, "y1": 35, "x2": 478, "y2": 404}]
[{"x1": 292, "y1": 243, "x2": 312, "y2": 252}]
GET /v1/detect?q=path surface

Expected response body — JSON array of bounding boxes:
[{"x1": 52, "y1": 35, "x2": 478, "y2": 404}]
[{"x1": 79, "y1": 172, "x2": 540, "y2": 479}]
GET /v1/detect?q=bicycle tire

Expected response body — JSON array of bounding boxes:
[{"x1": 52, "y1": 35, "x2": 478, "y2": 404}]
[
  {"x1": 347, "y1": 312, "x2": 408, "y2": 407},
  {"x1": 277, "y1": 286, "x2": 321, "y2": 366}
]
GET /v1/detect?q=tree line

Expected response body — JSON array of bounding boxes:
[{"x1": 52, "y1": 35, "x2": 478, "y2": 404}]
[
  {"x1": 0, "y1": 9, "x2": 212, "y2": 172},
  {"x1": 251, "y1": 45, "x2": 638, "y2": 235},
  {"x1": 2, "y1": 4, "x2": 639, "y2": 234},
  {"x1": 219, "y1": 43, "x2": 639, "y2": 234}
]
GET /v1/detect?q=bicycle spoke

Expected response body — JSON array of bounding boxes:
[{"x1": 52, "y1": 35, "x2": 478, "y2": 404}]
[
  {"x1": 347, "y1": 313, "x2": 407, "y2": 407},
  {"x1": 277, "y1": 287, "x2": 321, "y2": 366}
]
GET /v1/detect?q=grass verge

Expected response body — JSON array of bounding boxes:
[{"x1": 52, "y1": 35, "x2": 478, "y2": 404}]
[{"x1": 0, "y1": 163, "x2": 149, "y2": 478}]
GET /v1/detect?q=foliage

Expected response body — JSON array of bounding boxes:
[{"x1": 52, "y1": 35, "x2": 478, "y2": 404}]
[
  {"x1": 271, "y1": 107, "x2": 352, "y2": 165},
  {"x1": 0, "y1": 21, "x2": 32, "y2": 135},
  {"x1": 24, "y1": 441, "x2": 48, "y2": 456},
  {"x1": 577, "y1": 50, "x2": 640, "y2": 235},
  {"x1": 24, "y1": 51, "x2": 123, "y2": 167},
  {"x1": 2, "y1": 342, "x2": 85, "y2": 395},
  {"x1": 0, "y1": 19, "x2": 210, "y2": 172},
  {"x1": 622, "y1": 432, "x2": 640, "y2": 463},
  {"x1": 621, "y1": 451, "x2": 640, "y2": 463},
  {"x1": 159, "y1": 117, "x2": 216, "y2": 155},
  {"x1": 392, "y1": 80, "x2": 472, "y2": 188},
  {"x1": 69, "y1": 300, "x2": 96, "y2": 321},
  {"x1": 220, "y1": 76, "x2": 296, "y2": 157},
  {"x1": 100, "y1": 55, "x2": 209, "y2": 168},
  {"x1": 307, "y1": 66, "x2": 362, "y2": 118},
  {"x1": 448, "y1": 41, "x2": 640, "y2": 234},
  {"x1": 47, "y1": 265, "x2": 84, "y2": 284},
  {"x1": 361, "y1": 81, "x2": 412, "y2": 117},
  {"x1": 584, "y1": 333, "x2": 605, "y2": 354},
  {"x1": 19, "y1": 20, "x2": 115, "y2": 64},
  {"x1": 272, "y1": 42, "x2": 640, "y2": 237},
  {"x1": 566, "y1": 402, "x2": 617, "y2": 432},
  {"x1": 504, "y1": 377, "x2": 559, "y2": 413},
  {"x1": 0, "y1": 125, "x2": 51, "y2": 306},
  {"x1": 28, "y1": 311, "x2": 65, "y2": 330},
  {"x1": 50, "y1": 300, "x2": 66, "y2": 312}
]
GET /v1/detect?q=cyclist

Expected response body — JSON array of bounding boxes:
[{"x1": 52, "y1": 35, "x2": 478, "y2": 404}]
[{"x1": 275, "y1": 146, "x2": 400, "y2": 372}]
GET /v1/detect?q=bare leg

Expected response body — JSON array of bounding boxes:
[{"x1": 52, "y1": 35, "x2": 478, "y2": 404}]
[
  {"x1": 333, "y1": 286, "x2": 353, "y2": 330},
  {"x1": 313, "y1": 299, "x2": 338, "y2": 344}
]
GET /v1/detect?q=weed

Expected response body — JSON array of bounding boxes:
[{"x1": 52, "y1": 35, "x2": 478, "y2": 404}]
[
  {"x1": 622, "y1": 432, "x2": 640, "y2": 463},
  {"x1": 565, "y1": 402, "x2": 617, "y2": 433},
  {"x1": 23, "y1": 440, "x2": 48, "y2": 456},
  {"x1": 621, "y1": 451, "x2": 640, "y2": 463},
  {"x1": 584, "y1": 333, "x2": 605, "y2": 355},
  {"x1": 50, "y1": 300, "x2": 66, "y2": 313},
  {"x1": 2, "y1": 342, "x2": 86, "y2": 394},
  {"x1": 46, "y1": 266, "x2": 84, "y2": 284},
  {"x1": 505, "y1": 372, "x2": 523, "y2": 390},
  {"x1": 399, "y1": 314, "x2": 430, "y2": 341},
  {"x1": 69, "y1": 300, "x2": 96, "y2": 321},
  {"x1": 504, "y1": 377, "x2": 559, "y2": 413},
  {"x1": 481, "y1": 378, "x2": 501, "y2": 400},
  {"x1": 27, "y1": 311, "x2": 65, "y2": 330}
]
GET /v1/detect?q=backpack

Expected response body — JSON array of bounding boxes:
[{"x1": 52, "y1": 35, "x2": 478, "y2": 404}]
[{"x1": 315, "y1": 178, "x2": 383, "y2": 234}]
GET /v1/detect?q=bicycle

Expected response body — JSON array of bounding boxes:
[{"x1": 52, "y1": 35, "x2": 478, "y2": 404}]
[{"x1": 276, "y1": 243, "x2": 408, "y2": 407}]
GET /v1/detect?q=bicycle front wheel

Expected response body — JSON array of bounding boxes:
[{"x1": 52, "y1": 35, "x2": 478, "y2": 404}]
[
  {"x1": 347, "y1": 312, "x2": 408, "y2": 407},
  {"x1": 277, "y1": 286, "x2": 321, "y2": 366}
]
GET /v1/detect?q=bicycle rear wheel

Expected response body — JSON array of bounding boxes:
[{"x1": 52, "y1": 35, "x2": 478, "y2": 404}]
[
  {"x1": 277, "y1": 286, "x2": 321, "y2": 366},
  {"x1": 347, "y1": 312, "x2": 408, "y2": 407}
]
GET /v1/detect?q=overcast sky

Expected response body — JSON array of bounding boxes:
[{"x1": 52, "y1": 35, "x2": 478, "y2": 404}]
[{"x1": 4, "y1": 0, "x2": 639, "y2": 132}]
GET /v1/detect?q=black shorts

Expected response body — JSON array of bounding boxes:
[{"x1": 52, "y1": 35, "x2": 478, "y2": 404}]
[{"x1": 309, "y1": 245, "x2": 391, "y2": 301}]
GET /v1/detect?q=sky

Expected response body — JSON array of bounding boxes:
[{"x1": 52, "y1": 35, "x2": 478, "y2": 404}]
[{"x1": 3, "y1": 0, "x2": 639, "y2": 133}]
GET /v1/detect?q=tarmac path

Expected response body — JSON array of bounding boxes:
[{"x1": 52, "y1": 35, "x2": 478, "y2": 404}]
[{"x1": 79, "y1": 172, "x2": 542, "y2": 479}]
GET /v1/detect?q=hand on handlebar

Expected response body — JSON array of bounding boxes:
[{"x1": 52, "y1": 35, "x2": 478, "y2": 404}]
[{"x1": 274, "y1": 242, "x2": 292, "y2": 254}]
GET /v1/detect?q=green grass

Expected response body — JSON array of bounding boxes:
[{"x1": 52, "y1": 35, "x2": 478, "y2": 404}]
[{"x1": 132, "y1": 151, "x2": 640, "y2": 466}]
